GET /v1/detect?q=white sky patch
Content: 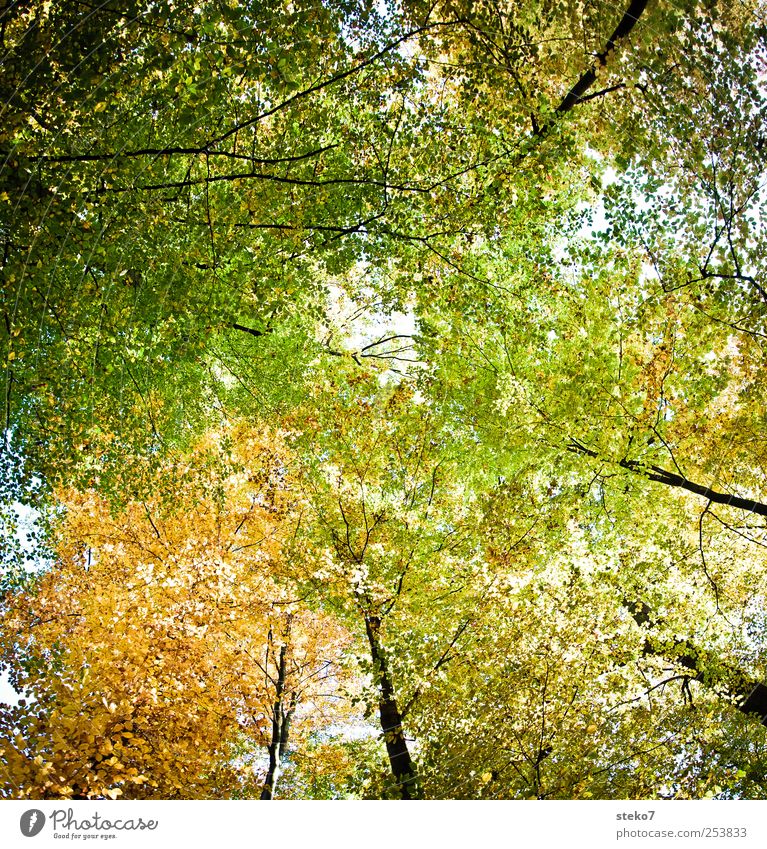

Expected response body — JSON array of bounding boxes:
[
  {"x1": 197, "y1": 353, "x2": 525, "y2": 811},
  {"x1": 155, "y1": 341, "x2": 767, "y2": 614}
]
[
  {"x1": 0, "y1": 671, "x2": 22, "y2": 707},
  {"x1": 11, "y1": 501, "x2": 45, "y2": 571},
  {"x1": 323, "y1": 277, "x2": 421, "y2": 373},
  {"x1": 2, "y1": 501, "x2": 47, "y2": 706}
]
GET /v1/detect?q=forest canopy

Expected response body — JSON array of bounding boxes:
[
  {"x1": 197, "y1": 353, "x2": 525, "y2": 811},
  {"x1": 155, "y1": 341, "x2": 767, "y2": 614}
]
[{"x1": 2, "y1": 0, "x2": 767, "y2": 800}]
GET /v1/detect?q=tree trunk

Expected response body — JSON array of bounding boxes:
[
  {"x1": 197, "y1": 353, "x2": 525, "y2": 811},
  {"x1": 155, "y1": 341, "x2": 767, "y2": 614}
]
[
  {"x1": 364, "y1": 614, "x2": 421, "y2": 799},
  {"x1": 260, "y1": 630, "x2": 295, "y2": 800}
]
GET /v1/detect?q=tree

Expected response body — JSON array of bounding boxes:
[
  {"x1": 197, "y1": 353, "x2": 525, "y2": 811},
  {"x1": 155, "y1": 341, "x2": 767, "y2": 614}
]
[
  {"x1": 277, "y1": 370, "x2": 495, "y2": 798},
  {"x1": 257, "y1": 609, "x2": 354, "y2": 800},
  {"x1": 0, "y1": 428, "x2": 353, "y2": 799},
  {"x1": 3, "y1": 0, "x2": 697, "y2": 483}
]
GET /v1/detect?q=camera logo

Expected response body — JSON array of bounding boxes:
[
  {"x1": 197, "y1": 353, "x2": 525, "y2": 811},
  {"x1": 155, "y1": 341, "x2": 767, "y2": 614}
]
[{"x1": 20, "y1": 810, "x2": 46, "y2": 837}]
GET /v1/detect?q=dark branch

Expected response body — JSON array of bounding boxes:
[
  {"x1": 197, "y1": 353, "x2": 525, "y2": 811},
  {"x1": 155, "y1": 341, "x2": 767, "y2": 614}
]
[
  {"x1": 206, "y1": 20, "x2": 465, "y2": 149},
  {"x1": 568, "y1": 439, "x2": 767, "y2": 518},
  {"x1": 31, "y1": 143, "x2": 339, "y2": 166},
  {"x1": 555, "y1": 0, "x2": 650, "y2": 116},
  {"x1": 96, "y1": 170, "x2": 427, "y2": 196},
  {"x1": 232, "y1": 323, "x2": 269, "y2": 338},
  {"x1": 627, "y1": 600, "x2": 767, "y2": 727}
]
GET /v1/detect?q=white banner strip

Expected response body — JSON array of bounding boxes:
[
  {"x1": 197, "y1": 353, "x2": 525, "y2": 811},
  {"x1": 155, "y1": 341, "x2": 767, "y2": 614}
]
[{"x1": 1, "y1": 800, "x2": 765, "y2": 849}]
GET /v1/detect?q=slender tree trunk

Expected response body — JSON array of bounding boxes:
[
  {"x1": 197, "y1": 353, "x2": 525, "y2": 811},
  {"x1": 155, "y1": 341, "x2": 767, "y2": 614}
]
[
  {"x1": 260, "y1": 624, "x2": 296, "y2": 800},
  {"x1": 364, "y1": 614, "x2": 421, "y2": 799},
  {"x1": 260, "y1": 736, "x2": 281, "y2": 798}
]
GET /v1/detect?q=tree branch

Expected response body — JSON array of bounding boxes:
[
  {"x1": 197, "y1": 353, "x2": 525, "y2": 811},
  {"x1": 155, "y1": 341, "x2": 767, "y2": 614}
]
[
  {"x1": 568, "y1": 438, "x2": 767, "y2": 518},
  {"x1": 555, "y1": 0, "x2": 650, "y2": 116}
]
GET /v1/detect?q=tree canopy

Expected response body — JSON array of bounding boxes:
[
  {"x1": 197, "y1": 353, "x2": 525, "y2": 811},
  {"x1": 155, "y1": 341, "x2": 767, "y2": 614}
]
[{"x1": 3, "y1": 0, "x2": 767, "y2": 800}]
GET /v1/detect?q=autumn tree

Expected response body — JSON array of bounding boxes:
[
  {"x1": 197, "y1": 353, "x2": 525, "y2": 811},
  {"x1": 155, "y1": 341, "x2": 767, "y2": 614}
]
[
  {"x1": 275, "y1": 369, "x2": 499, "y2": 798},
  {"x1": 0, "y1": 428, "x2": 353, "y2": 799},
  {"x1": 257, "y1": 609, "x2": 355, "y2": 800}
]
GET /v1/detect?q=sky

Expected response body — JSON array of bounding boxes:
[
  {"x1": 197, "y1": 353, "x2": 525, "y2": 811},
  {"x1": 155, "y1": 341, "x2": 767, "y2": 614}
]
[{"x1": 0, "y1": 672, "x2": 20, "y2": 706}]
